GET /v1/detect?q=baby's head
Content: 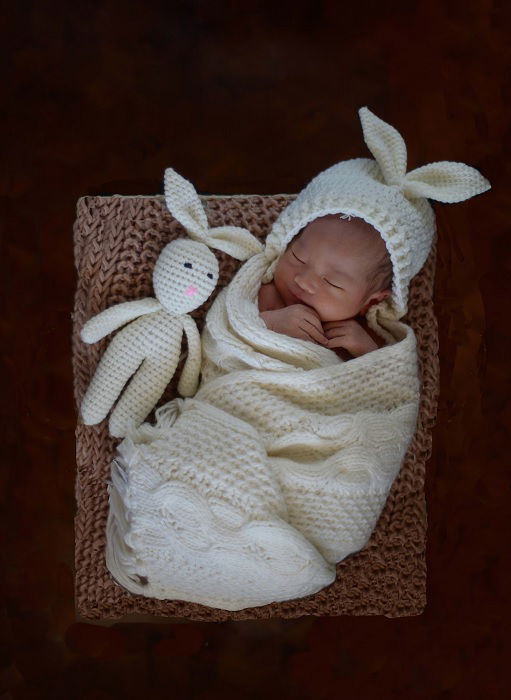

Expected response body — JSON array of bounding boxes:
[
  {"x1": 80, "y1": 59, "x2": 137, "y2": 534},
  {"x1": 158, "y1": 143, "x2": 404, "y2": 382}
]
[{"x1": 273, "y1": 214, "x2": 392, "y2": 322}]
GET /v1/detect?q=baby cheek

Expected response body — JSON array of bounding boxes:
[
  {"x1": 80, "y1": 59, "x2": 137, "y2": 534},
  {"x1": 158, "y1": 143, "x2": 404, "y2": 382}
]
[
  {"x1": 272, "y1": 259, "x2": 288, "y2": 287},
  {"x1": 321, "y1": 292, "x2": 352, "y2": 321}
]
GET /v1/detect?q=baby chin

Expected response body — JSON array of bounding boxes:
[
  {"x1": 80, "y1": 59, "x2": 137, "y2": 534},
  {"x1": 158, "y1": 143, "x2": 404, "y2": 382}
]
[{"x1": 284, "y1": 287, "x2": 327, "y2": 319}]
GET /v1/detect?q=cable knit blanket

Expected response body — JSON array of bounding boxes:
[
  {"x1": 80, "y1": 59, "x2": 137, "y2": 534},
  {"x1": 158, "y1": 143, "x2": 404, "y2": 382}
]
[{"x1": 105, "y1": 250, "x2": 421, "y2": 611}]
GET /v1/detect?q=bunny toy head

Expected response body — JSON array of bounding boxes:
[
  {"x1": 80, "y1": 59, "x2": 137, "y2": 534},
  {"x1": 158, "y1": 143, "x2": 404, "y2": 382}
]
[
  {"x1": 153, "y1": 238, "x2": 219, "y2": 315},
  {"x1": 154, "y1": 167, "x2": 265, "y2": 314}
]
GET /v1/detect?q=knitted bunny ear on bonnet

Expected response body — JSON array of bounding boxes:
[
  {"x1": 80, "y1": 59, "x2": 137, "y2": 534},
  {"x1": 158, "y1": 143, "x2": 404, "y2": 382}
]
[
  {"x1": 164, "y1": 168, "x2": 263, "y2": 260},
  {"x1": 263, "y1": 106, "x2": 491, "y2": 319}
]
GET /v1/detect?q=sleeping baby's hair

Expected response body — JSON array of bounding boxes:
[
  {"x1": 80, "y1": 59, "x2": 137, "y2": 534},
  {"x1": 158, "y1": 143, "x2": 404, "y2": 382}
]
[
  {"x1": 338, "y1": 214, "x2": 393, "y2": 294},
  {"x1": 365, "y1": 246, "x2": 393, "y2": 294}
]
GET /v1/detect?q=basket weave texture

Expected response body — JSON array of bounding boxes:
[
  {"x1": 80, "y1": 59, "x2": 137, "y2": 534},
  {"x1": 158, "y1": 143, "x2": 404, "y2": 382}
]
[{"x1": 72, "y1": 193, "x2": 439, "y2": 621}]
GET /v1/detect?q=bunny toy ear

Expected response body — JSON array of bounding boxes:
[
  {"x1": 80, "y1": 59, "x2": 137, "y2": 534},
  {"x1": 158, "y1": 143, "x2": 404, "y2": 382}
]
[
  {"x1": 205, "y1": 224, "x2": 264, "y2": 260},
  {"x1": 358, "y1": 106, "x2": 491, "y2": 202},
  {"x1": 164, "y1": 167, "x2": 210, "y2": 239},
  {"x1": 163, "y1": 168, "x2": 263, "y2": 260}
]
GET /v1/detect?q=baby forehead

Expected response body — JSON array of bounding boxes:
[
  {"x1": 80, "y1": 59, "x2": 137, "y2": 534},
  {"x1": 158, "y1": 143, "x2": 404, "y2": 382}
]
[{"x1": 292, "y1": 218, "x2": 384, "y2": 254}]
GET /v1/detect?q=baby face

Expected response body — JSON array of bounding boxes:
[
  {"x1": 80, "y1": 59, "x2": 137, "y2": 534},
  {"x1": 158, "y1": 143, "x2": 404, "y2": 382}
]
[{"x1": 273, "y1": 214, "x2": 390, "y2": 322}]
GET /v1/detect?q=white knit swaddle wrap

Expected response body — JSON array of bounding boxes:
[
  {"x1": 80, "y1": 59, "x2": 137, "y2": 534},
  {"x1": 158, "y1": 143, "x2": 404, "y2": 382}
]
[
  {"x1": 104, "y1": 107, "x2": 490, "y2": 610},
  {"x1": 105, "y1": 251, "x2": 420, "y2": 610}
]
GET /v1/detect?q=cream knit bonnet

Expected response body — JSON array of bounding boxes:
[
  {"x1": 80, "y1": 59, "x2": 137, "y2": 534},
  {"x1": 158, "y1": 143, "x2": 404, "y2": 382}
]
[{"x1": 262, "y1": 107, "x2": 491, "y2": 319}]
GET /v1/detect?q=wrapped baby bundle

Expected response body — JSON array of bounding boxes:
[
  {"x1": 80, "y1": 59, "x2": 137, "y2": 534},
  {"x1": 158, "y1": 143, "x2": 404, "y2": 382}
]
[{"x1": 102, "y1": 107, "x2": 490, "y2": 611}]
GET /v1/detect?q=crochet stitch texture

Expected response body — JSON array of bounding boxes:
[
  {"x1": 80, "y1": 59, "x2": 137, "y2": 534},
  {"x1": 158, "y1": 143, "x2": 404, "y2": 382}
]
[
  {"x1": 73, "y1": 192, "x2": 435, "y2": 620},
  {"x1": 86, "y1": 107, "x2": 489, "y2": 612}
]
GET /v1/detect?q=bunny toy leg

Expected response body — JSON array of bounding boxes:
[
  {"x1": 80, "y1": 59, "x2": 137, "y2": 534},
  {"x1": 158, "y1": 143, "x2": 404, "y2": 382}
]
[
  {"x1": 108, "y1": 349, "x2": 182, "y2": 438},
  {"x1": 81, "y1": 333, "x2": 145, "y2": 427},
  {"x1": 177, "y1": 314, "x2": 202, "y2": 397}
]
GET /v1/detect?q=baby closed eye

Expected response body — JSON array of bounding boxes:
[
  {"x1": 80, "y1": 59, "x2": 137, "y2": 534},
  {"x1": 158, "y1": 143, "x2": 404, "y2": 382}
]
[
  {"x1": 291, "y1": 248, "x2": 344, "y2": 290},
  {"x1": 325, "y1": 279, "x2": 344, "y2": 290}
]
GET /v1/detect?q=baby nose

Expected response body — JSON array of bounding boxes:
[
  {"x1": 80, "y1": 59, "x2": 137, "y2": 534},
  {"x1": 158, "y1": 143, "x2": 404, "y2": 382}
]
[{"x1": 295, "y1": 271, "x2": 318, "y2": 294}]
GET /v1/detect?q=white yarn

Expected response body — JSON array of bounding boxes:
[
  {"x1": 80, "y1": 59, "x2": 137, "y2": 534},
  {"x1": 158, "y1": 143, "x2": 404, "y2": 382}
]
[
  {"x1": 104, "y1": 252, "x2": 421, "y2": 610},
  {"x1": 164, "y1": 167, "x2": 264, "y2": 260},
  {"x1": 102, "y1": 106, "x2": 491, "y2": 610},
  {"x1": 80, "y1": 170, "x2": 263, "y2": 438},
  {"x1": 263, "y1": 106, "x2": 491, "y2": 318},
  {"x1": 79, "y1": 238, "x2": 218, "y2": 438}
]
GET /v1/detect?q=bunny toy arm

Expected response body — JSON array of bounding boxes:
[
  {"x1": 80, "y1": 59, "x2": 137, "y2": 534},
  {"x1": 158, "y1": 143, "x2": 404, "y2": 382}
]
[
  {"x1": 80, "y1": 298, "x2": 162, "y2": 344},
  {"x1": 177, "y1": 314, "x2": 202, "y2": 397},
  {"x1": 107, "y1": 319, "x2": 185, "y2": 438},
  {"x1": 81, "y1": 310, "x2": 184, "y2": 437}
]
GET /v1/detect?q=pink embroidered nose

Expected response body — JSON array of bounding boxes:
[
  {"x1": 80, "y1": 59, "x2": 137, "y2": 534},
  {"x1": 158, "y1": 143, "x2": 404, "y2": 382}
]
[{"x1": 185, "y1": 284, "x2": 198, "y2": 297}]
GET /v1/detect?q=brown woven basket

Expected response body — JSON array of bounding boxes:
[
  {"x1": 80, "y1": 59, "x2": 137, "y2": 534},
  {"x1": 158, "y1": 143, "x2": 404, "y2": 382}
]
[{"x1": 72, "y1": 193, "x2": 439, "y2": 622}]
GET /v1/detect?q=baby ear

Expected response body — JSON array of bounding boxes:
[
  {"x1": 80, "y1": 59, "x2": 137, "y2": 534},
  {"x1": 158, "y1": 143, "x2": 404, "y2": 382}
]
[{"x1": 360, "y1": 288, "x2": 391, "y2": 315}]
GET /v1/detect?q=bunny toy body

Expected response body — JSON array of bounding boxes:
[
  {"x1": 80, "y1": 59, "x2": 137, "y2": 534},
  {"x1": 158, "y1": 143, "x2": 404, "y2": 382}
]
[{"x1": 79, "y1": 169, "x2": 263, "y2": 438}]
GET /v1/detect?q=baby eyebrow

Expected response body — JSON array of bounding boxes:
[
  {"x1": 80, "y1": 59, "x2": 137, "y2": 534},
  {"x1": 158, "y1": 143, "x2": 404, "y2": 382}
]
[
  {"x1": 322, "y1": 257, "x2": 355, "y2": 283},
  {"x1": 330, "y1": 268, "x2": 354, "y2": 283},
  {"x1": 292, "y1": 245, "x2": 353, "y2": 283}
]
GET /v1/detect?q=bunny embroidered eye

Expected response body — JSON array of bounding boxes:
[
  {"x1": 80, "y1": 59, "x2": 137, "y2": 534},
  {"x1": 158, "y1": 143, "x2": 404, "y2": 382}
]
[
  {"x1": 184, "y1": 262, "x2": 192, "y2": 268},
  {"x1": 207, "y1": 273, "x2": 213, "y2": 279}
]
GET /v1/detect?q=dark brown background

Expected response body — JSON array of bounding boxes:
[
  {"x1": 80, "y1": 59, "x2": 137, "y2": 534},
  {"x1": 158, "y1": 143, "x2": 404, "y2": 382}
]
[{"x1": 2, "y1": 0, "x2": 509, "y2": 698}]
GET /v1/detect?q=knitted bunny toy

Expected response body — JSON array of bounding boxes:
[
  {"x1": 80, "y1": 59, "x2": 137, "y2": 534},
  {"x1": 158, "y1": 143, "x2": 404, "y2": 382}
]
[{"x1": 80, "y1": 168, "x2": 263, "y2": 438}]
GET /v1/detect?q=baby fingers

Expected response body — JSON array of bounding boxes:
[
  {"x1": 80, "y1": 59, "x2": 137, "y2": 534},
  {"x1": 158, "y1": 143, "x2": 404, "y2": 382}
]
[
  {"x1": 322, "y1": 320, "x2": 348, "y2": 328},
  {"x1": 324, "y1": 326, "x2": 346, "y2": 339},
  {"x1": 326, "y1": 336, "x2": 349, "y2": 349},
  {"x1": 323, "y1": 319, "x2": 359, "y2": 331},
  {"x1": 300, "y1": 319, "x2": 328, "y2": 345}
]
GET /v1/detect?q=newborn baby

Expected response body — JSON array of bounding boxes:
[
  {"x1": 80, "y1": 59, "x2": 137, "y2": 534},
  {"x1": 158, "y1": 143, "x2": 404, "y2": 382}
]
[{"x1": 258, "y1": 213, "x2": 392, "y2": 359}]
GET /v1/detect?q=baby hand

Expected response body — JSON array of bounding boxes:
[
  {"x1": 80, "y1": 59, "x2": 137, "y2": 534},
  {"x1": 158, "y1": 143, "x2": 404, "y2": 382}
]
[
  {"x1": 322, "y1": 319, "x2": 378, "y2": 357},
  {"x1": 260, "y1": 305, "x2": 328, "y2": 346}
]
